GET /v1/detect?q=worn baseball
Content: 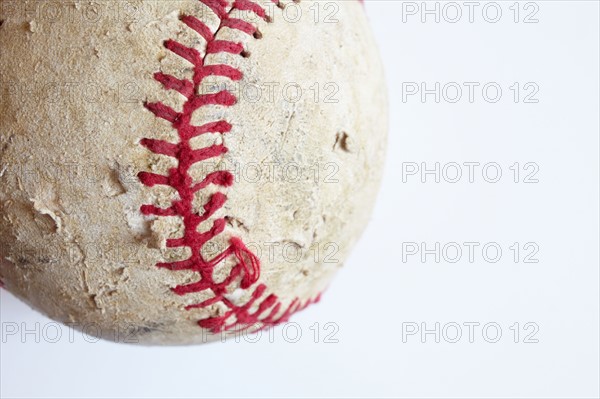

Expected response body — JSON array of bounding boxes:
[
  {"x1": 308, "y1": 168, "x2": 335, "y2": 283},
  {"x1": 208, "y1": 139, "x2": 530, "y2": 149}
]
[{"x1": 0, "y1": 0, "x2": 387, "y2": 345}]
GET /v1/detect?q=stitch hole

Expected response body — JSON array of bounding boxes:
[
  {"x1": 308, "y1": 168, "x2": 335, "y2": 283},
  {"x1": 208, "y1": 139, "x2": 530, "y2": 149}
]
[
  {"x1": 240, "y1": 50, "x2": 251, "y2": 58},
  {"x1": 253, "y1": 29, "x2": 263, "y2": 39},
  {"x1": 0, "y1": 20, "x2": 4, "y2": 27}
]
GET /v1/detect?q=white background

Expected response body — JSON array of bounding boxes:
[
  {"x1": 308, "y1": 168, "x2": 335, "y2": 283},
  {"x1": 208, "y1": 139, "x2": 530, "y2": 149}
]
[{"x1": 1, "y1": 1, "x2": 599, "y2": 398}]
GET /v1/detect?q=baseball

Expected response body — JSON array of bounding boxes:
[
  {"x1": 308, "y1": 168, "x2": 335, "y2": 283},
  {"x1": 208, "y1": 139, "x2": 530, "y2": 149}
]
[{"x1": 0, "y1": 0, "x2": 387, "y2": 345}]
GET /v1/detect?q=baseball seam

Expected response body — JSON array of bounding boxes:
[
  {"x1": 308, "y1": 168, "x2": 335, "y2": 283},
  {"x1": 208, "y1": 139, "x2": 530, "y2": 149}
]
[{"x1": 138, "y1": 0, "x2": 319, "y2": 333}]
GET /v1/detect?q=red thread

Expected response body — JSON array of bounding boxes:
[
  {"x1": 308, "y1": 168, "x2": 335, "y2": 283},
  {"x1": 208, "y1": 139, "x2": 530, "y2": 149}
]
[
  {"x1": 198, "y1": 64, "x2": 243, "y2": 82},
  {"x1": 206, "y1": 40, "x2": 244, "y2": 55},
  {"x1": 164, "y1": 39, "x2": 202, "y2": 65},
  {"x1": 180, "y1": 15, "x2": 214, "y2": 42},
  {"x1": 233, "y1": 0, "x2": 267, "y2": 19},
  {"x1": 154, "y1": 72, "x2": 195, "y2": 98},
  {"x1": 140, "y1": 138, "x2": 179, "y2": 157},
  {"x1": 139, "y1": 0, "x2": 320, "y2": 333},
  {"x1": 221, "y1": 18, "x2": 257, "y2": 36},
  {"x1": 145, "y1": 102, "x2": 180, "y2": 123},
  {"x1": 200, "y1": 0, "x2": 230, "y2": 19}
]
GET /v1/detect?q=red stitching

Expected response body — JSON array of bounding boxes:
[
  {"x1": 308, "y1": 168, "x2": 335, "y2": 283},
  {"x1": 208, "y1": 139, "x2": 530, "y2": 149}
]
[
  {"x1": 233, "y1": 0, "x2": 268, "y2": 19},
  {"x1": 206, "y1": 40, "x2": 244, "y2": 55},
  {"x1": 180, "y1": 15, "x2": 215, "y2": 42},
  {"x1": 164, "y1": 39, "x2": 202, "y2": 65},
  {"x1": 145, "y1": 101, "x2": 180, "y2": 123},
  {"x1": 221, "y1": 18, "x2": 257, "y2": 36},
  {"x1": 139, "y1": 0, "x2": 319, "y2": 334},
  {"x1": 201, "y1": 0, "x2": 230, "y2": 19}
]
